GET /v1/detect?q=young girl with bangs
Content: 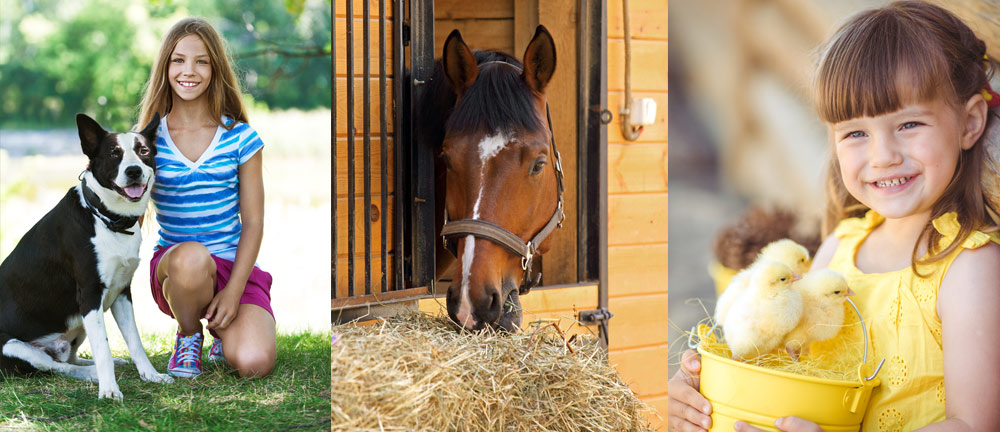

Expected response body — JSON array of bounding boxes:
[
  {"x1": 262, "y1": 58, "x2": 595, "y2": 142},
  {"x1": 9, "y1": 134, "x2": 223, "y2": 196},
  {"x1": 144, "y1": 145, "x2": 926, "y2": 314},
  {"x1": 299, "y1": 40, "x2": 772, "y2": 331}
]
[
  {"x1": 668, "y1": 2, "x2": 1000, "y2": 431},
  {"x1": 137, "y1": 17, "x2": 275, "y2": 379}
]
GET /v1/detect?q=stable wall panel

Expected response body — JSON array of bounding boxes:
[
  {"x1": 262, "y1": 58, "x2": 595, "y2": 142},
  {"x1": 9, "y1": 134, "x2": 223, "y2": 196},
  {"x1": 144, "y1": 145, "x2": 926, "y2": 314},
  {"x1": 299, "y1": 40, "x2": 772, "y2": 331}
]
[
  {"x1": 608, "y1": 0, "x2": 669, "y2": 40},
  {"x1": 335, "y1": 195, "x2": 395, "y2": 259},
  {"x1": 608, "y1": 143, "x2": 668, "y2": 194},
  {"x1": 609, "y1": 345, "x2": 670, "y2": 397},
  {"x1": 608, "y1": 193, "x2": 668, "y2": 246},
  {"x1": 335, "y1": 18, "x2": 395, "y2": 77},
  {"x1": 608, "y1": 244, "x2": 668, "y2": 297},
  {"x1": 335, "y1": 0, "x2": 394, "y2": 18},
  {"x1": 335, "y1": 77, "x2": 394, "y2": 136},
  {"x1": 607, "y1": 40, "x2": 668, "y2": 92},
  {"x1": 606, "y1": 294, "x2": 669, "y2": 349},
  {"x1": 335, "y1": 137, "x2": 394, "y2": 197}
]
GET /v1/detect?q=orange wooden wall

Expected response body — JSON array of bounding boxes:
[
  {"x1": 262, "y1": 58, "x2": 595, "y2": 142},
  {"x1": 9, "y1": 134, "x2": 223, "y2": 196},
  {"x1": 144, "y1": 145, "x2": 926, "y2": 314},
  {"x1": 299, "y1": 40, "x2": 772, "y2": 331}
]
[{"x1": 604, "y1": 0, "x2": 669, "y2": 429}]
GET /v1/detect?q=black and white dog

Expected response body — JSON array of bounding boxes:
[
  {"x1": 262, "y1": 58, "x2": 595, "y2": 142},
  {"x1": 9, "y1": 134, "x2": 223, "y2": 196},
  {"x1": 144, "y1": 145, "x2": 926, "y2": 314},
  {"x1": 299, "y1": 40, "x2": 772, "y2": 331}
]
[{"x1": 0, "y1": 113, "x2": 173, "y2": 400}]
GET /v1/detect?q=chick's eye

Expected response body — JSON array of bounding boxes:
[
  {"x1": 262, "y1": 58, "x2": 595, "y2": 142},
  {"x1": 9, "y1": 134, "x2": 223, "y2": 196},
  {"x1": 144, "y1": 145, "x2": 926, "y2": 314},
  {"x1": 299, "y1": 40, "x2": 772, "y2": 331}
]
[
  {"x1": 779, "y1": 277, "x2": 787, "y2": 282},
  {"x1": 834, "y1": 290, "x2": 841, "y2": 295}
]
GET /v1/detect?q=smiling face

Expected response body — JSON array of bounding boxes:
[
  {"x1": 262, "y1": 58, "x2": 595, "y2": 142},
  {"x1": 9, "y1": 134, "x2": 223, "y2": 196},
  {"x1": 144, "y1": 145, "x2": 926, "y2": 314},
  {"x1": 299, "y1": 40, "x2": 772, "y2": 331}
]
[
  {"x1": 168, "y1": 35, "x2": 212, "y2": 102},
  {"x1": 832, "y1": 97, "x2": 970, "y2": 222}
]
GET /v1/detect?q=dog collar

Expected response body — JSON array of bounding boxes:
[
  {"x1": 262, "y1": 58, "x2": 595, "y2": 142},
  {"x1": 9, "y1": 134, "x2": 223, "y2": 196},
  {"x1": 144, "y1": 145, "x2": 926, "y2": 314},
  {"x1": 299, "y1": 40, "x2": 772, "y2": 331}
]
[{"x1": 80, "y1": 176, "x2": 138, "y2": 235}]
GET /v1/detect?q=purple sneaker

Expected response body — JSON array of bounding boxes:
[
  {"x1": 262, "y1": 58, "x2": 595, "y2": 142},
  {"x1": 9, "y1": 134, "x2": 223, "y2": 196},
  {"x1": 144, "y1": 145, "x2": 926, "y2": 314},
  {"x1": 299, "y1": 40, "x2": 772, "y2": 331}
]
[
  {"x1": 168, "y1": 332, "x2": 203, "y2": 378},
  {"x1": 208, "y1": 338, "x2": 225, "y2": 363}
]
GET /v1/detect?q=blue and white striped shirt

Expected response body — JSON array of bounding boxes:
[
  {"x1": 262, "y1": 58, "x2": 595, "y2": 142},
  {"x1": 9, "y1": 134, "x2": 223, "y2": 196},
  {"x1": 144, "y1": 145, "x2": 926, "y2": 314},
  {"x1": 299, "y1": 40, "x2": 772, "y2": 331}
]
[{"x1": 152, "y1": 115, "x2": 263, "y2": 261}]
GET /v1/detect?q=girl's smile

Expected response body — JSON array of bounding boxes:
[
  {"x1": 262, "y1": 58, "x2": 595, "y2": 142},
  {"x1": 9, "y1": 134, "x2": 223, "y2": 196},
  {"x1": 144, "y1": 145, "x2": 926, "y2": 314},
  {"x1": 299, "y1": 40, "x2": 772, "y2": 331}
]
[
  {"x1": 833, "y1": 98, "x2": 971, "y2": 222},
  {"x1": 168, "y1": 35, "x2": 212, "y2": 101}
]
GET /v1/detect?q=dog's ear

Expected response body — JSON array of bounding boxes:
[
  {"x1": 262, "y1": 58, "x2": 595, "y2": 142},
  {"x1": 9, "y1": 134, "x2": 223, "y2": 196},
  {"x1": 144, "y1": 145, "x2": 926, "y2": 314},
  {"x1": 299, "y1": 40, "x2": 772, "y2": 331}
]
[
  {"x1": 443, "y1": 29, "x2": 478, "y2": 97},
  {"x1": 522, "y1": 26, "x2": 556, "y2": 95},
  {"x1": 139, "y1": 112, "x2": 160, "y2": 145},
  {"x1": 76, "y1": 114, "x2": 107, "y2": 159}
]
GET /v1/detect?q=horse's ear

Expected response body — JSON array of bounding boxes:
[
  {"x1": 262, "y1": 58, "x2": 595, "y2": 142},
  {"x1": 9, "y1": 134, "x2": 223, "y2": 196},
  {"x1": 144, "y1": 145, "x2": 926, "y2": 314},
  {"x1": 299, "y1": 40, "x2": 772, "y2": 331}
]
[
  {"x1": 522, "y1": 25, "x2": 556, "y2": 94},
  {"x1": 443, "y1": 29, "x2": 478, "y2": 96}
]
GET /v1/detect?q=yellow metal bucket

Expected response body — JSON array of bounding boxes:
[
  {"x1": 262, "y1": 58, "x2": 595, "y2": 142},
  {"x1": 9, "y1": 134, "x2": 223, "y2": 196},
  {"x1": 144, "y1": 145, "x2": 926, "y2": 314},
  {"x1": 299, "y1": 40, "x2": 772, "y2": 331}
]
[{"x1": 691, "y1": 299, "x2": 883, "y2": 431}]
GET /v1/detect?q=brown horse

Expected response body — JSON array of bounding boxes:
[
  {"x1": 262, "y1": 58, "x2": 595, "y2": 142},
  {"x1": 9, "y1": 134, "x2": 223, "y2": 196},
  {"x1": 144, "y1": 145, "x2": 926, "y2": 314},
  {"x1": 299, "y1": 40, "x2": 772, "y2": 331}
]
[{"x1": 423, "y1": 26, "x2": 562, "y2": 331}]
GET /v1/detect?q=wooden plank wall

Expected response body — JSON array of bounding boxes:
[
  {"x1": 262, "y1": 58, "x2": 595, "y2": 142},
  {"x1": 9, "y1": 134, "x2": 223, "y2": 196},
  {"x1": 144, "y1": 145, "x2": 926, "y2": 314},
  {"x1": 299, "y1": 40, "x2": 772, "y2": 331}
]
[
  {"x1": 334, "y1": 0, "x2": 396, "y2": 296},
  {"x1": 605, "y1": 0, "x2": 670, "y2": 429},
  {"x1": 433, "y1": 0, "x2": 515, "y2": 58}
]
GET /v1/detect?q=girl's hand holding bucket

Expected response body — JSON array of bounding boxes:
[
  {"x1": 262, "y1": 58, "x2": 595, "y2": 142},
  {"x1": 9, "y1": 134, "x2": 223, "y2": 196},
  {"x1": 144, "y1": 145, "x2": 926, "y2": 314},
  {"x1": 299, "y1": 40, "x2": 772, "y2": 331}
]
[{"x1": 668, "y1": 349, "x2": 713, "y2": 431}]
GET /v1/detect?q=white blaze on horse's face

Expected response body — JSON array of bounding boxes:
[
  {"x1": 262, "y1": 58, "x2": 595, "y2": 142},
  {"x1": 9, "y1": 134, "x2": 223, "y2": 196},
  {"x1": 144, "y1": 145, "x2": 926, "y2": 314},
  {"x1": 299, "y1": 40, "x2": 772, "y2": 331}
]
[{"x1": 455, "y1": 132, "x2": 511, "y2": 329}]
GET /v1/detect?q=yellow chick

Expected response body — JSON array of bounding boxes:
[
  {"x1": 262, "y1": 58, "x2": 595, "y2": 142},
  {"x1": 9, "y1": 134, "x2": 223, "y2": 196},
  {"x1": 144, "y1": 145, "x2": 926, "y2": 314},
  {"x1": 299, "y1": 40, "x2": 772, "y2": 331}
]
[
  {"x1": 723, "y1": 261, "x2": 803, "y2": 361},
  {"x1": 714, "y1": 239, "x2": 811, "y2": 325},
  {"x1": 782, "y1": 269, "x2": 854, "y2": 360}
]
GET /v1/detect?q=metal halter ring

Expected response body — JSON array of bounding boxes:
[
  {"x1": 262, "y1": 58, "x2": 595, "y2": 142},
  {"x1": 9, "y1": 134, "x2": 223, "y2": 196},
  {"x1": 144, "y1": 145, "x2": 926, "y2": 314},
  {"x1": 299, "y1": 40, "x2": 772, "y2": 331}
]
[{"x1": 521, "y1": 243, "x2": 534, "y2": 270}]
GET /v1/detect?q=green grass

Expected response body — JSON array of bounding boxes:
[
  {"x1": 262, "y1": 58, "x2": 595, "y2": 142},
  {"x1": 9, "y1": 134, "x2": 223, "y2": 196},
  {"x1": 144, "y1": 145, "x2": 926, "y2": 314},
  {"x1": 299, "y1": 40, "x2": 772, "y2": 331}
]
[{"x1": 0, "y1": 332, "x2": 331, "y2": 431}]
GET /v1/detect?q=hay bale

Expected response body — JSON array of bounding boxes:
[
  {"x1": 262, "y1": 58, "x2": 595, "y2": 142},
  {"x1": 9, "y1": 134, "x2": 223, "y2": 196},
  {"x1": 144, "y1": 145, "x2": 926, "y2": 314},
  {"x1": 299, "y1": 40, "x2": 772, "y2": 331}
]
[{"x1": 331, "y1": 313, "x2": 654, "y2": 432}]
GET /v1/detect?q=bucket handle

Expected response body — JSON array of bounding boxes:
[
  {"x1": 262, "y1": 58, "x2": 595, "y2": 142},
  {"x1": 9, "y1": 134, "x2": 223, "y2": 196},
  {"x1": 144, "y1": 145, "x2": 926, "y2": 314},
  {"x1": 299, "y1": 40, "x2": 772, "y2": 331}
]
[
  {"x1": 687, "y1": 297, "x2": 885, "y2": 382},
  {"x1": 845, "y1": 297, "x2": 885, "y2": 381}
]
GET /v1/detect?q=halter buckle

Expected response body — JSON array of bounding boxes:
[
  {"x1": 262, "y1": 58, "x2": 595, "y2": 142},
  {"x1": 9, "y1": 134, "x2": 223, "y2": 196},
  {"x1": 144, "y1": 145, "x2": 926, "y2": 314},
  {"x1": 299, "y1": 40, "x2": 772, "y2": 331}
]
[{"x1": 521, "y1": 242, "x2": 534, "y2": 270}]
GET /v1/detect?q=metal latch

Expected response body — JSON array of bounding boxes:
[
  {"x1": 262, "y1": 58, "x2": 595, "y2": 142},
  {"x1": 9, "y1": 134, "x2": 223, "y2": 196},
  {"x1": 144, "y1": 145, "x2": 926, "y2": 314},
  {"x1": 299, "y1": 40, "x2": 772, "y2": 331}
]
[{"x1": 577, "y1": 308, "x2": 613, "y2": 325}]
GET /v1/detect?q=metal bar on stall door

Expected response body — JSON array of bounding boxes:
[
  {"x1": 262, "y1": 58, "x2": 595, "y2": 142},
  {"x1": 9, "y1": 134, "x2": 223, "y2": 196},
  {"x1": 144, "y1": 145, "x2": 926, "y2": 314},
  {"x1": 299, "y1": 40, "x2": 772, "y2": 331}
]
[
  {"x1": 409, "y1": 0, "x2": 436, "y2": 291},
  {"x1": 346, "y1": 0, "x2": 356, "y2": 297},
  {"x1": 332, "y1": 9, "x2": 337, "y2": 299},
  {"x1": 379, "y1": 0, "x2": 388, "y2": 293},
  {"x1": 392, "y1": 0, "x2": 404, "y2": 291},
  {"x1": 363, "y1": 0, "x2": 373, "y2": 295}
]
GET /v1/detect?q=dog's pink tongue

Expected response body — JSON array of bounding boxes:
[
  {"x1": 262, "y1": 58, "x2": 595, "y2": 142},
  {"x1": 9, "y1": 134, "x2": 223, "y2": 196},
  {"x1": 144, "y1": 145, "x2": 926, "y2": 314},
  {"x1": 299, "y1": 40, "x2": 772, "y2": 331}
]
[{"x1": 124, "y1": 185, "x2": 145, "y2": 198}]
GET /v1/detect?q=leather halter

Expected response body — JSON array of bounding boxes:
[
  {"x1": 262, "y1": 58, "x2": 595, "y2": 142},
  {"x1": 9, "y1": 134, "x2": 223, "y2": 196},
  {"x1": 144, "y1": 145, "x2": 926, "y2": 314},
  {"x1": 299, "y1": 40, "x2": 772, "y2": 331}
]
[{"x1": 440, "y1": 60, "x2": 565, "y2": 294}]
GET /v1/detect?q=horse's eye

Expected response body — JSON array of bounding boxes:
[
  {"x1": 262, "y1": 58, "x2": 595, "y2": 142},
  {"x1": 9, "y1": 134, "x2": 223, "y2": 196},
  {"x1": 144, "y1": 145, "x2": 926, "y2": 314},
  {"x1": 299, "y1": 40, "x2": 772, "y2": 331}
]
[
  {"x1": 530, "y1": 158, "x2": 546, "y2": 175},
  {"x1": 442, "y1": 154, "x2": 453, "y2": 171}
]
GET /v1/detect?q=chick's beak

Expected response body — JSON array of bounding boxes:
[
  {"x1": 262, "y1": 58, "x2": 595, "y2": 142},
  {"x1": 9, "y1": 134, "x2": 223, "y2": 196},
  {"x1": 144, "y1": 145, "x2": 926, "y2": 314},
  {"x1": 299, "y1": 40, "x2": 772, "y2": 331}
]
[
  {"x1": 846, "y1": 288, "x2": 856, "y2": 296},
  {"x1": 791, "y1": 273, "x2": 803, "y2": 282}
]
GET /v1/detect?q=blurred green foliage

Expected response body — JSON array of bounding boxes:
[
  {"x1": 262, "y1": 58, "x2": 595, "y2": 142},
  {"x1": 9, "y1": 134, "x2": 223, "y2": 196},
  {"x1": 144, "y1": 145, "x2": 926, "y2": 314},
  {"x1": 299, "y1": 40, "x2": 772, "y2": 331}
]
[{"x1": 0, "y1": 0, "x2": 331, "y2": 131}]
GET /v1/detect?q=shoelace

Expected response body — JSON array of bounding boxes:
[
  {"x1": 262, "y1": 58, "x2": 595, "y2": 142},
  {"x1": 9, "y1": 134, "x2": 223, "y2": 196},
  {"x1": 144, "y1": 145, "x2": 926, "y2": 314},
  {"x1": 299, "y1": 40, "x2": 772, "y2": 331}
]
[{"x1": 176, "y1": 337, "x2": 201, "y2": 364}]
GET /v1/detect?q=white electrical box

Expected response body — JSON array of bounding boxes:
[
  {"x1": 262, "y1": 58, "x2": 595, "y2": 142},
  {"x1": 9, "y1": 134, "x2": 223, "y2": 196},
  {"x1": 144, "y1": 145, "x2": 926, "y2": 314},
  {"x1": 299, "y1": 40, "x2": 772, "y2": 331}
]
[{"x1": 629, "y1": 97, "x2": 657, "y2": 126}]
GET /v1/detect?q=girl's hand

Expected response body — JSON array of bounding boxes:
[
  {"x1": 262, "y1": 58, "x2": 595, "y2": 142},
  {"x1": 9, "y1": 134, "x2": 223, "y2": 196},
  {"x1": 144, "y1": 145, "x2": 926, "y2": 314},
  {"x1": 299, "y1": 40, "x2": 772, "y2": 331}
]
[
  {"x1": 734, "y1": 417, "x2": 824, "y2": 432},
  {"x1": 205, "y1": 286, "x2": 242, "y2": 330},
  {"x1": 668, "y1": 349, "x2": 713, "y2": 431}
]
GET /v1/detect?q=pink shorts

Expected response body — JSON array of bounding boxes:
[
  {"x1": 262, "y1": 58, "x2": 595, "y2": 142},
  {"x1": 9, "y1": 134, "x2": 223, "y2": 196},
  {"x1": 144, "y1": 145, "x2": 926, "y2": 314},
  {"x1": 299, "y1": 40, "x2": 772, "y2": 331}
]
[{"x1": 149, "y1": 244, "x2": 274, "y2": 337}]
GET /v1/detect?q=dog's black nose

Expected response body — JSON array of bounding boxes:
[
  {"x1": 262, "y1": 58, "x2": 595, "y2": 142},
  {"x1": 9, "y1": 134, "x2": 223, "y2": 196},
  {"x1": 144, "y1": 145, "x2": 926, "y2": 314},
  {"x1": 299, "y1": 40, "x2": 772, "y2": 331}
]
[{"x1": 125, "y1": 166, "x2": 142, "y2": 180}]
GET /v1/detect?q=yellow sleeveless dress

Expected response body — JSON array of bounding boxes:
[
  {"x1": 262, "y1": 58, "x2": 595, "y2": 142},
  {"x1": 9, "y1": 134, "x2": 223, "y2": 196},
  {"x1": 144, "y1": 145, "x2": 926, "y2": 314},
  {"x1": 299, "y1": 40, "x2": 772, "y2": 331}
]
[{"x1": 808, "y1": 211, "x2": 1000, "y2": 432}]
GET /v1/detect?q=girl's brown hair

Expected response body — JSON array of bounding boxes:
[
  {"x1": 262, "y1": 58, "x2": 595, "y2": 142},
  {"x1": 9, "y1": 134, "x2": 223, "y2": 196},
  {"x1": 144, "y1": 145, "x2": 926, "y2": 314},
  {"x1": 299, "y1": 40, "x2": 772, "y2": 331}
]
[
  {"x1": 137, "y1": 18, "x2": 248, "y2": 130},
  {"x1": 815, "y1": 1, "x2": 997, "y2": 274}
]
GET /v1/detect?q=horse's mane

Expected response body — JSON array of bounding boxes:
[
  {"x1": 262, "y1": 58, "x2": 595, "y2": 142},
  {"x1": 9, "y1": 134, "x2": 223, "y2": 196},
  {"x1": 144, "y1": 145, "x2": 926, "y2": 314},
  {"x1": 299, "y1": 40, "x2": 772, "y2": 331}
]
[{"x1": 444, "y1": 51, "x2": 546, "y2": 137}]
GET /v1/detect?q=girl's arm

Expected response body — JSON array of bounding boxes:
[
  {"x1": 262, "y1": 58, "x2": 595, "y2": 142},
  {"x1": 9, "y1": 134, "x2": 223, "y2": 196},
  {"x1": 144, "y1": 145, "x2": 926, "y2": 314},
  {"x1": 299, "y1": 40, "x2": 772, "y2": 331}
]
[
  {"x1": 205, "y1": 150, "x2": 265, "y2": 330},
  {"x1": 810, "y1": 233, "x2": 839, "y2": 271},
  {"x1": 915, "y1": 242, "x2": 1000, "y2": 431}
]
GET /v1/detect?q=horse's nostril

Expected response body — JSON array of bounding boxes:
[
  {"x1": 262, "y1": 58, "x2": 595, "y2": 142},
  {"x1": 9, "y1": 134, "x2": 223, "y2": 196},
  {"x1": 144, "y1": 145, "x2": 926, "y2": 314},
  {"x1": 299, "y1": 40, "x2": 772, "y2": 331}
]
[{"x1": 491, "y1": 290, "x2": 502, "y2": 313}]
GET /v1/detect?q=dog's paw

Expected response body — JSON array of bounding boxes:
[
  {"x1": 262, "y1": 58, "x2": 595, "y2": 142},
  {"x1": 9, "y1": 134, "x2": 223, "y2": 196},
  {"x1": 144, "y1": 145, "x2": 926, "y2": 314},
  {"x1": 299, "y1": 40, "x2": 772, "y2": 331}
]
[
  {"x1": 112, "y1": 357, "x2": 129, "y2": 367},
  {"x1": 140, "y1": 370, "x2": 174, "y2": 384},
  {"x1": 98, "y1": 385, "x2": 124, "y2": 402}
]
